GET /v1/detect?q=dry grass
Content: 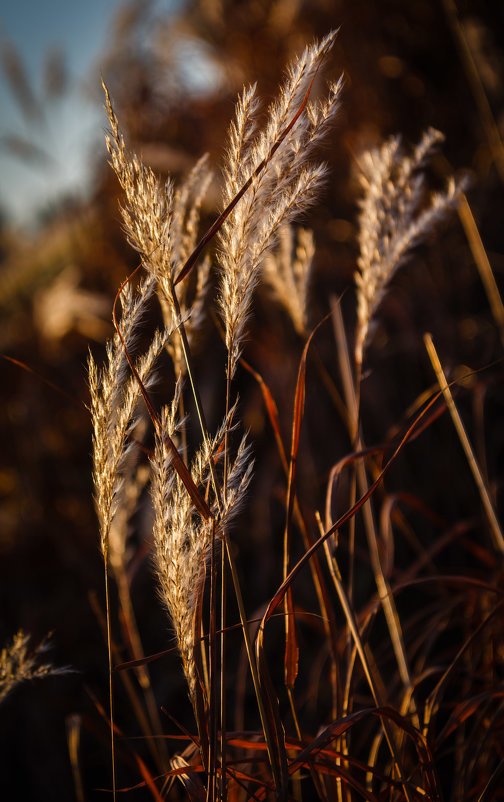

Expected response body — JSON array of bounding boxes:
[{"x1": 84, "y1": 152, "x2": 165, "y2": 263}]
[
  {"x1": 0, "y1": 630, "x2": 69, "y2": 705},
  {"x1": 83, "y1": 29, "x2": 504, "y2": 802},
  {"x1": 3, "y1": 7, "x2": 504, "y2": 801}
]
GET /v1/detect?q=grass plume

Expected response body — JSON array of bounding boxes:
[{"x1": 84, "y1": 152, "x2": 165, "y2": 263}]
[
  {"x1": 355, "y1": 127, "x2": 465, "y2": 368},
  {"x1": 0, "y1": 631, "x2": 69, "y2": 705}
]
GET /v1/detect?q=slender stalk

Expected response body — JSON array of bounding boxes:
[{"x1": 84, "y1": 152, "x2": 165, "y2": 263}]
[
  {"x1": 220, "y1": 546, "x2": 227, "y2": 802},
  {"x1": 89, "y1": 590, "x2": 164, "y2": 773},
  {"x1": 220, "y1": 352, "x2": 233, "y2": 802},
  {"x1": 424, "y1": 333, "x2": 504, "y2": 553},
  {"x1": 286, "y1": 688, "x2": 303, "y2": 800},
  {"x1": 178, "y1": 390, "x2": 188, "y2": 467},
  {"x1": 458, "y1": 194, "x2": 504, "y2": 349},
  {"x1": 103, "y1": 550, "x2": 117, "y2": 802},
  {"x1": 239, "y1": 354, "x2": 340, "y2": 718},
  {"x1": 331, "y1": 294, "x2": 359, "y2": 704},
  {"x1": 208, "y1": 519, "x2": 218, "y2": 802}
]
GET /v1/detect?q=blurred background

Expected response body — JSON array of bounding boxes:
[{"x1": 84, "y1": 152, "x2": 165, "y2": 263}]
[{"x1": 1, "y1": 0, "x2": 504, "y2": 798}]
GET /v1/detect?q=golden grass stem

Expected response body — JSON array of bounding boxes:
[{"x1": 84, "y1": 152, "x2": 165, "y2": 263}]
[
  {"x1": 103, "y1": 550, "x2": 117, "y2": 802},
  {"x1": 286, "y1": 688, "x2": 303, "y2": 801},
  {"x1": 239, "y1": 357, "x2": 340, "y2": 715},
  {"x1": 89, "y1": 590, "x2": 164, "y2": 774},
  {"x1": 220, "y1": 547, "x2": 227, "y2": 802},
  {"x1": 331, "y1": 295, "x2": 358, "y2": 703},
  {"x1": 178, "y1": 390, "x2": 188, "y2": 468},
  {"x1": 331, "y1": 296, "x2": 359, "y2": 443},
  {"x1": 208, "y1": 519, "x2": 218, "y2": 802},
  {"x1": 458, "y1": 195, "x2": 504, "y2": 349},
  {"x1": 355, "y1": 458, "x2": 417, "y2": 699},
  {"x1": 424, "y1": 333, "x2": 504, "y2": 554},
  {"x1": 219, "y1": 354, "x2": 233, "y2": 802}
]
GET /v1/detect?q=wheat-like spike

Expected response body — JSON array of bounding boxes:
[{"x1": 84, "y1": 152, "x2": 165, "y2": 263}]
[
  {"x1": 89, "y1": 275, "x2": 143, "y2": 553},
  {"x1": 0, "y1": 631, "x2": 70, "y2": 705},
  {"x1": 151, "y1": 409, "x2": 208, "y2": 706},
  {"x1": 244, "y1": 38, "x2": 341, "y2": 216},
  {"x1": 151, "y1": 405, "x2": 252, "y2": 712},
  {"x1": 104, "y1": 81, "x2": 212, "y2": 377},
  {"x1": 220, "y1": 434, "x2": 254, "y2": 519},
  {"x1": 103, "y1": 81, "x2": 176, "y2": 315},
  {"x1": 222, "y1": 83, "x2": 261, "y2": 204},
  {"x1": 253, "y1": 31, "x2": 339, "y2": 166},
  {"x1": 251, "y1": 163, "x2": 325, "y2": 266},
  {"x1": 355, "y1": 129, "x2": 465, "y2": 367},
  {"x1": 218, "y1": 32, "x2": 341, "y2": 378},
  {"x1": 90, "y1": 289, "x2": 169, "y2": 556},
  {"x1": 220, "y1": 162, "x2": 326, "y2": 373},
  {"x1": 104, "y1": 274, "x2": 156, "y2": 410},
  {"x1": 264, "y1": 224, "x2": 315, "y2": 335}
]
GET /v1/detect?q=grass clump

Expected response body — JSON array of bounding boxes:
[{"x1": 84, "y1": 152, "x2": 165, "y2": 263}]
[{"x1": 83, "y1": 28, "x2": 504, "y2": 802}]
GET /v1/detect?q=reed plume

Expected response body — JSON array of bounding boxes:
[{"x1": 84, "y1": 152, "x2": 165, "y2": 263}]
[
  {"x1": 151, "y1": 400, "x2": 252, "y2": 711},
  {"x1": 103, "y1": 83, "x2": 211, "y2": 377},
  {"x1": 355, "y1": 127, "x2": 465, "y2": 368},
  {"x1": 218, "y1": 30, "x2": 342, "y2": 378},
  {"x1": 0, "y1": 631, "x2": 68, "y2": 705},
  {"x1": 88, "y1": 274, "x2": 168, "y2": 558}
]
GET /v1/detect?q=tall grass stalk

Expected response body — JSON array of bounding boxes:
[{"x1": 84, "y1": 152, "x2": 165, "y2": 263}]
[{"x1": 424, "y1": 333, "x2": 504, "y2": 553}]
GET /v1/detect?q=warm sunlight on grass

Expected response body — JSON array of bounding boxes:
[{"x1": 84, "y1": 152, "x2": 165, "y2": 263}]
[{"x1": 2, "y1": 2, "x2": 504, "y2": 800}]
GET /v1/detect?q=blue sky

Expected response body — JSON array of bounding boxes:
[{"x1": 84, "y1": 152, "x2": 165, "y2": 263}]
[{"x1": 0, "y1": 0, "x2": 181, "y2": 228}]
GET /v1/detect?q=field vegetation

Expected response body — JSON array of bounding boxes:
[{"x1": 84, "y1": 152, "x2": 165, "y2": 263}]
[{"x1": 1, "y1": 1, "x2": 504, "y2": 800}]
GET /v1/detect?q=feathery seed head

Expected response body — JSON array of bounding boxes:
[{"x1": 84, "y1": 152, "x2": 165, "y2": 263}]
[
  {"x1": 218, "y1": 31, "x2": 342, "y2": 378},
  {"x1": 150, "y1": 403, "x2": 252, "y2": 711},
  {"x1": 89, "y1": 271, "x2": 169, "y2": 557},
  {"x1": 355, "y1": 128, "x2": 465, "y2": 367},
  {"x1": 0, "y1": 631, "x2": 70, "y2": 705}
]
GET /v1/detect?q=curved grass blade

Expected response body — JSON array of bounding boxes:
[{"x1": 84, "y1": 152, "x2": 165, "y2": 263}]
[{"x1": 283, "y1": 313, "x2": 332, "y2": 692}]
